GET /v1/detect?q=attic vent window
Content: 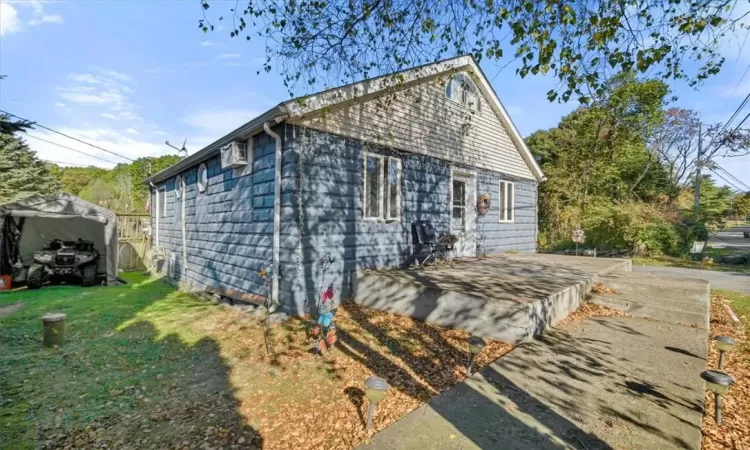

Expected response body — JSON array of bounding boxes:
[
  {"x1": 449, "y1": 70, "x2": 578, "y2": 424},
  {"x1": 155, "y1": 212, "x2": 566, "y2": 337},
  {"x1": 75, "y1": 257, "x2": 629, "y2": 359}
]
[{"x1": 445, "y1": 73, "x2": 482, "y2": 113}]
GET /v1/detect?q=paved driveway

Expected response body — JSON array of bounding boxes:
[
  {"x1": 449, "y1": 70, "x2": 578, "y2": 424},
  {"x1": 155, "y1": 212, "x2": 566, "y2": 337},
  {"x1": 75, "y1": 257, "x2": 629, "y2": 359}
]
[{"x1": 632, "y1": 265, "x2": 749, "y2": 293}]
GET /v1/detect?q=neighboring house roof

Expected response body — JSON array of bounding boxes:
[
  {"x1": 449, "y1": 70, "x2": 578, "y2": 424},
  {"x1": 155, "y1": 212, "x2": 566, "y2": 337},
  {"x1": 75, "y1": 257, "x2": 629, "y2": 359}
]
[{"x1": 145, "y1": 55, "x2": 545, "y2": 183}]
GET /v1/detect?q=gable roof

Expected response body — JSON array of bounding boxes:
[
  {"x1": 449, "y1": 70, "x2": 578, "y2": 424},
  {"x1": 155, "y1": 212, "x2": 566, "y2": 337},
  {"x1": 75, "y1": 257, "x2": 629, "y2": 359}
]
[{"x1": 146, "y1": 55, "x2": 544, "y2": 183}]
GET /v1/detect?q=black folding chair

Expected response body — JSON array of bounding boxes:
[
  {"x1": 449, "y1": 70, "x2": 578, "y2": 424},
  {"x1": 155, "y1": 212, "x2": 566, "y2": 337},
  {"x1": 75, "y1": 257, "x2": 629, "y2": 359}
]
[{"x1": 412, "y1": 220, "x2": 454, "y2": 268}]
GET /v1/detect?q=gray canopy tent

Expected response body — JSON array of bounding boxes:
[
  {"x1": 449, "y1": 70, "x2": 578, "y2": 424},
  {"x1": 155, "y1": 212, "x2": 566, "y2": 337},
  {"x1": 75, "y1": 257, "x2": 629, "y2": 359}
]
[{"x1": 0, "y1": 193, "x2": 119, "y2": 285}]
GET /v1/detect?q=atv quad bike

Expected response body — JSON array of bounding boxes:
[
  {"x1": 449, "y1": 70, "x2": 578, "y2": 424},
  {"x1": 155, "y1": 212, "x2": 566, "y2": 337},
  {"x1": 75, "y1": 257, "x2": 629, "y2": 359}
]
[{"x1": 27, "y1": 239, "x2": 100, "y2": 289}]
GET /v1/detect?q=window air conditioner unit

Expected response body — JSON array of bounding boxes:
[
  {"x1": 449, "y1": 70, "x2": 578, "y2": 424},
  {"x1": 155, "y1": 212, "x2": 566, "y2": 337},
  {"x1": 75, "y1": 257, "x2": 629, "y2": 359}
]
[{"x1": 221, "y1": 141, "x2": 249, "y2": 169}]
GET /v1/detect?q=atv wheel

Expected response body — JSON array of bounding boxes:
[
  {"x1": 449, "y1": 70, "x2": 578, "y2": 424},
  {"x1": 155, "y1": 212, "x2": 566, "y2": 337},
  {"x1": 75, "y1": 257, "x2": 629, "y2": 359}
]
[
  {"x1": 27, "y1": 264, "x2": 45, "y2": 289},
  {"x1": 81, "y1": 264, "x2": 97, "y2": 287}
]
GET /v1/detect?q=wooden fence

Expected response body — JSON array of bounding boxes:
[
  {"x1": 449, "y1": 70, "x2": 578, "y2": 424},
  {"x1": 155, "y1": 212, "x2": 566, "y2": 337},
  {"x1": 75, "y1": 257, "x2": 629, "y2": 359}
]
[{"x1": 117, "y1": 214, "x2": 150, "y2": 271}]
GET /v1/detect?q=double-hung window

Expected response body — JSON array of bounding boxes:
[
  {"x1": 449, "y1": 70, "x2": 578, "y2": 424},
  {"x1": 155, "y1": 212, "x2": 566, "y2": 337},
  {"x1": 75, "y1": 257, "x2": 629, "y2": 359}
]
[
  {"x1": 363, "y1": 152, "x2": 402, "y2": 221},
  {"x1": 498, "y1": 180, "x2": 515, "y2": 222}
]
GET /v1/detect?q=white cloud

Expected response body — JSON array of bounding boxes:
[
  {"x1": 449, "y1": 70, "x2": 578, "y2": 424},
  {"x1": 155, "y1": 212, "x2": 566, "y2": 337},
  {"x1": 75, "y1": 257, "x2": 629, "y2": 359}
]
[
  {"x1": 183, "y1": 109, "x2": 260, "y2": 134},
  {"x1": 29, "y1": 14, "x2": 62, "y2": 26},
  {"x1": 126, "y1": 128, "x2": 139, "y2": 135},
  {"x1": 199, "y1": 41, "x2": 216, "y2": 47},
  {"x1": 55, "y1": 102, "x2": 66, "y2": 108},
  {"x1": 26, "y1": 127, "x2": 177, "y2": 169},
  {"x1": 57, "y1": 68, "x2": 140, "y2": 120},
  {"x1": 1, "y1": 1, "x2": 62, "y2": 36},
  {"x1": 0, "y1": 3, "x2": 21, "y2": 36},
  {"x1": 219, "y1": 53, "x2": 241, "y2": 59}
]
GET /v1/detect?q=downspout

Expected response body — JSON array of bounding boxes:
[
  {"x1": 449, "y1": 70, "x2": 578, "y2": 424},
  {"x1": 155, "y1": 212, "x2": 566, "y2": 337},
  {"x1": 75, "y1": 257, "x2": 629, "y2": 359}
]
[
  {"x1": 181, "y1": 176, "x2": 187, "y2": 280},
  {"x1": 263, "y1": 121, "x2": 282, "y2": 305},
  {"x1": 149, "y1": 182, "x2": 158, "y2": 247}
]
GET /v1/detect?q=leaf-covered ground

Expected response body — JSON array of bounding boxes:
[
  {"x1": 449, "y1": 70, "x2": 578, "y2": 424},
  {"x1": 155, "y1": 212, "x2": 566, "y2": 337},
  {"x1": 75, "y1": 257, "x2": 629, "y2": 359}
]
[
  {"x1": 701, "y1": 290, "x2": 750, "y2": 450},
  {"x1": 0, "y1": 274, "x2": 511, "y2": 449}
]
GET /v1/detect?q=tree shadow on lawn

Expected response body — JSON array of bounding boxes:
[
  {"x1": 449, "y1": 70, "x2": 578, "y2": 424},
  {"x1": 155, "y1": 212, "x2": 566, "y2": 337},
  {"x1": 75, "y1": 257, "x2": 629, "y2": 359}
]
[{"x1": 0, "y1": 274, "x2": 261, "y2": 449}]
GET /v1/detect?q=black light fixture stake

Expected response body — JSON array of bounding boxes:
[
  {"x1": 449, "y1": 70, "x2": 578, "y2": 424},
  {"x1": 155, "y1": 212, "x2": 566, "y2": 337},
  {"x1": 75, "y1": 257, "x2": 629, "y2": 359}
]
[
  {"x1": 364, "y1": 376, "x2": 390, "y2": 431},
  {"x1": 467, "y1": 336, "x2": 487, "y2": 374},
  {"x1": 701, "y1": 370, "x2": 735, "y2": 425},
  {"x1": 714, "y1": 336, "x2": 736, "y2": 370}
]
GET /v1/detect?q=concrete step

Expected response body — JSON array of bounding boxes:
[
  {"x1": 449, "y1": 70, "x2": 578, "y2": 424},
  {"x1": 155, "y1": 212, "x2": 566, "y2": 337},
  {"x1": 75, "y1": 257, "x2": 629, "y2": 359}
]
[{"x1": 590, "y1": 271, "x2": 710, "y2": 328}]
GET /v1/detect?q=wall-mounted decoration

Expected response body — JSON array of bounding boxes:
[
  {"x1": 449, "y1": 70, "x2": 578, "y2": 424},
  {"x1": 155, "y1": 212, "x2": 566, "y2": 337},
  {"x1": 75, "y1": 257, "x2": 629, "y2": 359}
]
[{"x1": 477, "y1": 193, "x2": 491, "y2": 216}]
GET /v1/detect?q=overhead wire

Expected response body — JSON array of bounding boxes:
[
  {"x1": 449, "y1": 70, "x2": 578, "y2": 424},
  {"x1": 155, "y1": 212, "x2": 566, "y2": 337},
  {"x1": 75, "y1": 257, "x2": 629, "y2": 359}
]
[
  {"x1": 21, "y1": 133, "x2": 120, "y2": 165},
  {"x1": 42, "y1": 159, "x2": 91, "y2": 167},
  {"x1": 0, "y1": 109, "x2": 134, "y2": 162}
]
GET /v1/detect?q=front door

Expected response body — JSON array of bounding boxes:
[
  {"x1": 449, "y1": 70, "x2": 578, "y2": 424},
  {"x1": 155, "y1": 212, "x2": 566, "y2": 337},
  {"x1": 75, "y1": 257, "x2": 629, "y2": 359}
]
[{"x1": 451, "y1": 170, "x2": 477, "y2": 257}]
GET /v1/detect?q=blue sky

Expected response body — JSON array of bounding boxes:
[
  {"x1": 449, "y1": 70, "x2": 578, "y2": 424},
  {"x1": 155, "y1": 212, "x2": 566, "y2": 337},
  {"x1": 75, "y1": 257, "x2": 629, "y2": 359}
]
[{"x1": 1, "y1": 0, "x2": 748, "y2": 191}]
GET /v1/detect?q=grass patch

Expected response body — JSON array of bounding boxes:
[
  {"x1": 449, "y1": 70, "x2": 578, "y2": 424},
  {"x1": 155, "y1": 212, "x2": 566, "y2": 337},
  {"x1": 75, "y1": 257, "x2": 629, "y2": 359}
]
[{"x1": 0, "y1": 274, "x2": 511, "y2": 450}]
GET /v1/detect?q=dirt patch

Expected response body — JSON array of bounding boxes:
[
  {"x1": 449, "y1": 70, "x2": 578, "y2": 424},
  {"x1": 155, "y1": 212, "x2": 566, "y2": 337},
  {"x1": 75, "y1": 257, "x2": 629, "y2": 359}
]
[
  {"x1": 555, "y1": 301, "x2": 631, "y2": 328},
  {"x1": 701, "y1": 294, "x2": 749, "y2": 450},
  {"x1": 0, "y1": 302, "x2": 23, "y2": 317}
]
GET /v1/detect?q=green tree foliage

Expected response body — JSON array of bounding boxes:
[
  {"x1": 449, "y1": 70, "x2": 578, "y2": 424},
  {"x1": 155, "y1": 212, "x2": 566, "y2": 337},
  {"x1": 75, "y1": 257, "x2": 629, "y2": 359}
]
[
  {"x1": 0, "y1": 133, "x2": 62, "y2": 204},
  {"x1": 200, "y1": 0, "x2": 747, "y2": 100},
  {"x1": 529, "y1": 74, "x2": 672, "y2": 249},
  {"x1": 49, "y1": 155, "x2": 182, "y2": 213},
  {"x1": 53, "y1": 166, "x2": 109, "y2": 196}
]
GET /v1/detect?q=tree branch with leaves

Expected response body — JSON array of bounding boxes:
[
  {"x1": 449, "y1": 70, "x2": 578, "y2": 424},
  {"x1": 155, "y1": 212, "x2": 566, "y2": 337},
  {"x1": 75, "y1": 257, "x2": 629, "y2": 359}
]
[{"x1": 199, "y1": 0, "x2": 748, "y2": 101}]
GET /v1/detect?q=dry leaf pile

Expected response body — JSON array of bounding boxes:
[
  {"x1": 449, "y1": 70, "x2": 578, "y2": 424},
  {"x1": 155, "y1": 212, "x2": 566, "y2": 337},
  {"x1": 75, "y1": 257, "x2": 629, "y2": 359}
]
[
  {"x1": 555, "y1": 301, "x2": 631, "y2": 328},
  {"x1": 701, "y1": 294, "x2": 749, "y2": 450}
]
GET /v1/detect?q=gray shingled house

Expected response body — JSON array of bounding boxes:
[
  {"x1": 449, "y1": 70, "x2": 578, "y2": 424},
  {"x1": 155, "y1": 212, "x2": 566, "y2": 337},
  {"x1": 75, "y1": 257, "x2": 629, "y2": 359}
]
[{"x1": 145, "y1": 55, "x2": 545, "y2": 314}]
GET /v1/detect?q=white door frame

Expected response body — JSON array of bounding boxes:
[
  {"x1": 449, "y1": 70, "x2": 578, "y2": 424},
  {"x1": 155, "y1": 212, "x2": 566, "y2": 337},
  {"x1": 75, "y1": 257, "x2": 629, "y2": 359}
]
[{"x1": 449, "y1": 168, "x2": 477, "y2": 257}]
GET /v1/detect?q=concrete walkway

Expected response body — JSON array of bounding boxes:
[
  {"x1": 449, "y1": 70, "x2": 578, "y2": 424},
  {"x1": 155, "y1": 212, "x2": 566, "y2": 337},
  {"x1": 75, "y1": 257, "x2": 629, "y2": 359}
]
[
  {"x1": 632, "y1": 265, "x2": 749, "y2": 293},
  {"x1": 361, "y1": 278, "x2": 709, "y2": 449}
]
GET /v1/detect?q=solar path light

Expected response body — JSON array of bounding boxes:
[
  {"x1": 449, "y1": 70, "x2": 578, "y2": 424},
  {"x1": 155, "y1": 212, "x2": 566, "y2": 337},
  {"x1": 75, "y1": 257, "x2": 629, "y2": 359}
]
[
  {"x1": 467, "y1": 336, "x2": 487, "y2": 374},
  {"x1": 701, "y1": 370, "x2": 735, "y2": 425},
  {"x1": 365, "y1": 376, "x2": 390, "y2": 431},
  {"x1": 714, "y1": 336, "x2": 736, "y2": 369}
]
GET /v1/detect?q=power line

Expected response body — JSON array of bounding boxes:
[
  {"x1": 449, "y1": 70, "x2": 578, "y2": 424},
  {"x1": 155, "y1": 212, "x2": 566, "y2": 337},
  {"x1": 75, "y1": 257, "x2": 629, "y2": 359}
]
[
  {"x1": 710, "y1": 163, "x2": 750, "y2": 191},
  {"x1": 42, "y1": 159, "x2": 91, "y2": 167},
  {"x1": 22, "y1": 133, "x2": 120, "y2": 165},
  {"x1": 0, "y1": 110, "x2": 134, "y2": 162},
  {"x1": 707, "y1": 167, "x2": 747, "y2": 193}
]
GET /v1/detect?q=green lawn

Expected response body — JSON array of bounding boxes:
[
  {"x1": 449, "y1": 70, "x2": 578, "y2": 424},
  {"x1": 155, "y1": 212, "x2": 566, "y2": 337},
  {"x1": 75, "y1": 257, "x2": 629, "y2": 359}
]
[
  {"x1": 0, "y1": 272, "x2": 509, "y2": 449},
  {"x1": 0, "y1": 273, "x2": 262, "y2": 448}
]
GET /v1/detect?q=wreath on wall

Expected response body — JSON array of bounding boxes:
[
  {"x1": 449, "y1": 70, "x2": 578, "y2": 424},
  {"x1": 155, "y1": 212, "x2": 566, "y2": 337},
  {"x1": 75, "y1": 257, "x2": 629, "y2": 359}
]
[{"x1": 477, "y1": 193, "x2": 491, "y2": 216}]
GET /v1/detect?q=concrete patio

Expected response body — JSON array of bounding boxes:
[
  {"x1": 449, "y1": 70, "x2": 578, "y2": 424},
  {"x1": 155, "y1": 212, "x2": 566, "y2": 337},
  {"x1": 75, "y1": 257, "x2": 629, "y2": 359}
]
[{"x1": 354, "y1": 254, "x2": 631, "y2": 343}]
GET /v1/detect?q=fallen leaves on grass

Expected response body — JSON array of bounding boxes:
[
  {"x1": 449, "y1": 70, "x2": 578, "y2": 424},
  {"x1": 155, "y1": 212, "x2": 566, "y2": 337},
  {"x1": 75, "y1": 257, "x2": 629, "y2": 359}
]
[
  {"x1": 701, "y1": 294, "x2": 749, "y2": 450},
  {"x1": 29, "y1": 299, "x2": 512, "y2": 450},
  {"x1": 237, "y1": 303, "x2": 513, "y2": 450},
  {"x1": 555, "y1": 302, "x2": 631, "y2": 328}
]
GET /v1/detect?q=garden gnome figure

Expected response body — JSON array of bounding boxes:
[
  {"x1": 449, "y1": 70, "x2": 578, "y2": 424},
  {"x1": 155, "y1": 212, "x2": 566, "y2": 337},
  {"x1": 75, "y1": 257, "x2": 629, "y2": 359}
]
[{"x1": 41, "y1": 313, "x2": 67, "y2": 347}]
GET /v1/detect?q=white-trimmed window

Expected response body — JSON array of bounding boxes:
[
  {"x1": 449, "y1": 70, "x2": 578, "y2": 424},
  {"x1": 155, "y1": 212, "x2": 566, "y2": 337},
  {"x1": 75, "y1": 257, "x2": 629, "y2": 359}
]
[
  {"x1": 197, "y1": 163, "x2": 208, "y2": 193},
  {"x1": 158, "y1": 187, "x2": 167, "y2": 218},
  {"x1": 498, "y1": 180, "x2": 515, "y2": 223},
  {"x1": 363, "y1": 152, "x2": 402, "y2": 221},
  {"x1": 445, "y1": 73, "x2": 482, "y2": 113}
]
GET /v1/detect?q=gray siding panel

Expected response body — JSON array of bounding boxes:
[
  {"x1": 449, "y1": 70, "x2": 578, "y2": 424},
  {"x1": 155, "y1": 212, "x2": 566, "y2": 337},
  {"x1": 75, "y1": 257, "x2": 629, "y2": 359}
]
[
  {"x1": 278, "y1": 126, "x2": 537, "y2": 315},
  {"x1": 153, "y1": 127, "x2": 282, "y2": 299}
]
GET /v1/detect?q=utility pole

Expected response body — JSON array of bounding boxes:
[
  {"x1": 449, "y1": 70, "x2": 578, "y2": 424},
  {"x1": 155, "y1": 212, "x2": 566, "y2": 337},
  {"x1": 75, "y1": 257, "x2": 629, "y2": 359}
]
[{"x1": 694, "y1": 121, "x2": 703, "y2": 207}]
